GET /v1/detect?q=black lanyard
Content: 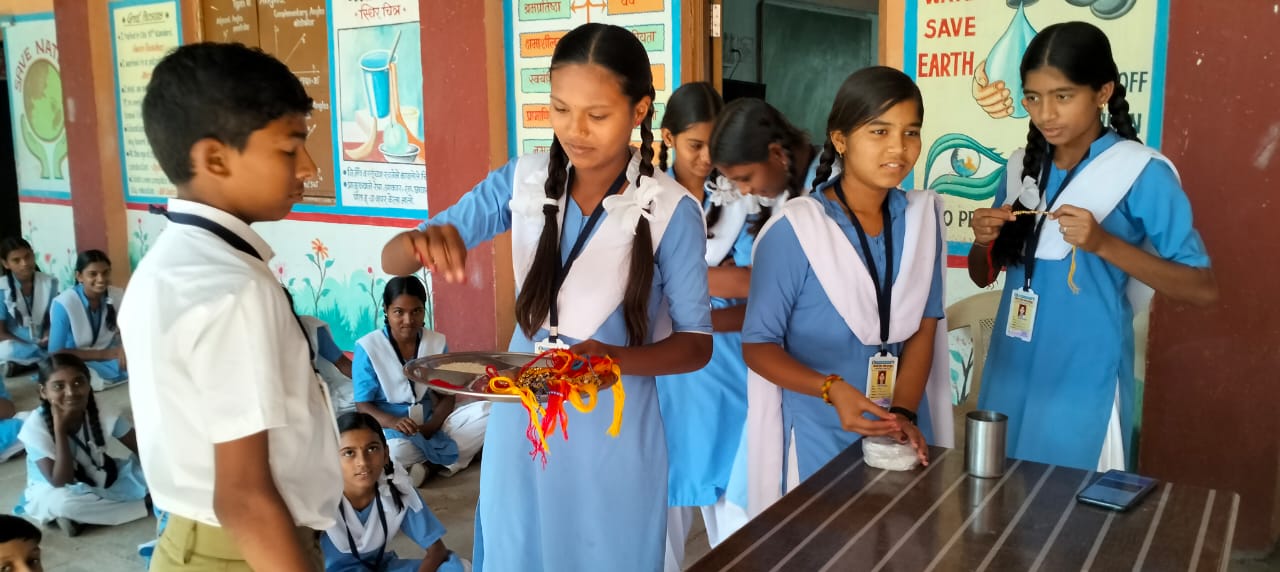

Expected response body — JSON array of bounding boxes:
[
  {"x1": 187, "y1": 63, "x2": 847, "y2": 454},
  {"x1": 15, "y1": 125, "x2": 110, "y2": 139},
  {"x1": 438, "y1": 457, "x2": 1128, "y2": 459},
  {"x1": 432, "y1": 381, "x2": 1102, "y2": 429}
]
[
  {"x1": 1022, "y1": 146, "x2": 1091, "y2": 290},
  {"x1": 386, "y1": 328, "x2": 422, "y2": 402},
  {"x1": 70, "y1": 422, "x2": 113, "y2": 486},
  {"x1": 547, "y1": 167, "x2": 629, "y2": 342},
  {"x1": 151, "y1": 205, "x2": 316, "y2": 364},
  {"x1": 831, "y1": 180, "x2": 894, "y2": 352},
  {"x1": 340, "y1": 495, "x2": 387, "y2": 571},
  {"x1": 86, "y1": 292, "x2": 104, "y2": 346}
]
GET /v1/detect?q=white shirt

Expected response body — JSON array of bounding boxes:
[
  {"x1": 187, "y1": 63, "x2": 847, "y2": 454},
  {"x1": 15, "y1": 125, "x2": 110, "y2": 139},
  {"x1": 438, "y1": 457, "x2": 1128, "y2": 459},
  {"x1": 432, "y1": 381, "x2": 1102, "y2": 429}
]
[{"x1": 119, "y1": 199, "x2": 342, "y2": 529}]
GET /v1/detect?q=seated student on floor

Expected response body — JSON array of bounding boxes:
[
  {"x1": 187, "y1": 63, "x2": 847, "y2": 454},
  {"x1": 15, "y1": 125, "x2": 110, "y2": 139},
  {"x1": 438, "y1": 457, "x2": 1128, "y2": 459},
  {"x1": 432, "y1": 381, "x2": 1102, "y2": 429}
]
[
  {"x1": 47, "y1": 251, "x2": 128, "y2": 391},
  {"x1": 0, "y1": 238, "x2": 58, "y2": 377},
  {"x1": 0, "y1": 514, "x2": 45, "y2": 572},
  {"x1": 354, "y1": 276, "x2": 489, "y2": 485},
  {"x1": 323, "y1": 412, "x2": 468, "y2": 572},
  {"x1": 15, "y1": 353, "x2": 149, "y2": 536},
  {"x1": 284, "y1": 288, "x2": 356, "y2": 414}
]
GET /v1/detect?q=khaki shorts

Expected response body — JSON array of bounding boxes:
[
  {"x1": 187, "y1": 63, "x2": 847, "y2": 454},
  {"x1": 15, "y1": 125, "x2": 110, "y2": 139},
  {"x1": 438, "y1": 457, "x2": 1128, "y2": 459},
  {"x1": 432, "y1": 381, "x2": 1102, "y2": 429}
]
[{"x1": 149, "y1": 514, "x2": 324, "y2": 571}]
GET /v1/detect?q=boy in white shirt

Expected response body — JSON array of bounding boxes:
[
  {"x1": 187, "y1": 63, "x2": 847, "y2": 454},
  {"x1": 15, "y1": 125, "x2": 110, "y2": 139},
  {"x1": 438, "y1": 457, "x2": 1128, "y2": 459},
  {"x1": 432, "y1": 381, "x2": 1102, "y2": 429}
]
[{"x1": 120, "y1": 43, "x2": 341, "y2": 571}]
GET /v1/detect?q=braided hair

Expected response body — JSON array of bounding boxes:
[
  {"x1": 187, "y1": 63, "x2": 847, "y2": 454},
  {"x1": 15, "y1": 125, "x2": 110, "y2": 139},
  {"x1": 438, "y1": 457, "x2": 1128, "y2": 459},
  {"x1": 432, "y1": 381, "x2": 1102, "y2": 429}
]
[
  {"x1": 74, "y1": 250, "x2": 117, "y2": 331},
  {"x1": 37, "y1": 353, "x2": 119, "y2": 488},
  {"x1": 337, "y1": 412, "x2": 406, "y2": 511},
  {"x1": 810, "y1": 67, "x2": 924, "y2": 193},
  {"x1": 1, "y1": 237, "x2": 35, "y2": 328},
  {"x1": 991, "y1": 21, "x2": 1141, "y2": 268},
  {"x1": 514, "y1": 23, "x2": 660, "y2": 346},
  {"x1": 708, "y1": 98, "x2": 811, "y2": 235}
]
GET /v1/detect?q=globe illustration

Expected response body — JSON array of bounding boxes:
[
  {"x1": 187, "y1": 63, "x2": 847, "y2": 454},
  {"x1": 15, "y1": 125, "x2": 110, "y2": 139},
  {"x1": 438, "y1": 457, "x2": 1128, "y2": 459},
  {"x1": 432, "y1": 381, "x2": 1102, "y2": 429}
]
[
  {"x1": 950, "y1": 148, "x2": 980, "y2": 178},
  {"x1": 22, "y1": 59, "x2": 64, "y2": 143}
]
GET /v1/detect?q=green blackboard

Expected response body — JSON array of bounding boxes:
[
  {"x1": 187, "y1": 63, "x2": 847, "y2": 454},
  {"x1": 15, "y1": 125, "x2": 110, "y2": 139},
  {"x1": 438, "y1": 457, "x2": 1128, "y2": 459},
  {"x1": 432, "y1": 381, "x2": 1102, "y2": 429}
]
[{"x1": 762, "y1": 2, "x2": 876, "y2": 144}]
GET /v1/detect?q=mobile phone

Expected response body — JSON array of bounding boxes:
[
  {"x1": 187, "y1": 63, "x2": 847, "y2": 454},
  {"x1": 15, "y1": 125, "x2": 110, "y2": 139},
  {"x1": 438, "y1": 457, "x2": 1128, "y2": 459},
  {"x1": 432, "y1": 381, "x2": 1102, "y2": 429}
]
[{"x1": 1076, "y1": 470, "x2": 1158, "y2": 511}]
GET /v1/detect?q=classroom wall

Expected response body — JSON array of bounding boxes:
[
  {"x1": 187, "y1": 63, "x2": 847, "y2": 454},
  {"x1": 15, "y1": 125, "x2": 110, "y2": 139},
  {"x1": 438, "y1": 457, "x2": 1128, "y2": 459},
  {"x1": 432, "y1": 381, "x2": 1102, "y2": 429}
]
[
  {"x1": 6, "y1": 0, "x2": 508, "y2": 352},
  {"x1": 1140, "y1": 1, "x2": 1280, "y2": 553}
]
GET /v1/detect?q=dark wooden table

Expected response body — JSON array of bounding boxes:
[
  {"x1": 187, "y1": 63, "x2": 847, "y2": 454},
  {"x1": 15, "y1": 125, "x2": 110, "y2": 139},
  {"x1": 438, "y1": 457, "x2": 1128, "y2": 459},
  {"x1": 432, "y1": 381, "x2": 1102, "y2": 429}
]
[{"x1": 691, "y1": 445, "x2": 1238, "y2": 571}]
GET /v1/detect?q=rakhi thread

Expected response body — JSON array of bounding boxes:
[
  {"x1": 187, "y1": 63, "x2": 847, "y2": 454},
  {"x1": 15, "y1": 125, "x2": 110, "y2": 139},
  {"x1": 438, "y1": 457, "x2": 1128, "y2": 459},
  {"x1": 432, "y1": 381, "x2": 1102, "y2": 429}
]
[
  {"x1": 484, "y1": 349, "x2": 624, "y2": 467},
  {"x1": 1012, "y1": 210, "x2": 1081, "y2": 294}
]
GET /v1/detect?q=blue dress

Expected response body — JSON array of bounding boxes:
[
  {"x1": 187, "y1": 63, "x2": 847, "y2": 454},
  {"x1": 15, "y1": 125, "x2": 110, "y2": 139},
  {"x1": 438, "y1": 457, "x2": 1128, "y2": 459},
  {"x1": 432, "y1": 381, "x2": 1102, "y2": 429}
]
[
  {"x1": 425, "y1": 157, "x2": 713, "y2": 572},
  {"x1": 0, "y1": 381, "x2": 22, "y2": 459},
  {"x1": 655, "y1": 191, "x2": 751, "y2": 508},
  {"x1": 0, "y1": 272, "x2": 57, "y2": 367},
  {"x1": 353, "y1": 328, "x2": 459, "y2": 466},
  {"x1": 48, "y1": 285, "x2": 128, "y2": 384},
  {"x1": 321, "y1": 490, "x2": 466, "y2": 572},
  {"x1": 742, "y1": 188, "x2": 945, "y2": 480},
  {"x1": 977, "y1": 131, "x2": 1211, "y2": 471}
]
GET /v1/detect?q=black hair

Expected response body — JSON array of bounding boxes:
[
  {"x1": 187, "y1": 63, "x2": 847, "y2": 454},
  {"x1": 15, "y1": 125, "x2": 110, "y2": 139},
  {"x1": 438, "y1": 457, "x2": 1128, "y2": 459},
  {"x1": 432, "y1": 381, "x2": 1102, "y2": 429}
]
[
  {"x1": 0, "y1": 514, "x2": 41, "y2": 543},
  {"x1": 142, "y1": 42, "x2": 313, "y2": 185},
  {"x1": 36, "y1": 353, "x2": 118, "y2": 488},
  {"x1": 660, "y1": 82, "x2": 725, "y2": 236},
  {"x1": 336, "y1": 412, "x2": 405, "y2": 511},
  {"x1": 74, "y1": 250, "x2": 117, "y2": 332},
  {"x1": 382, "y1": 275, "x2": 428, "y2": 310},
  {"x1": 708, "y1": 98, "x2": 811, "y2": 235},
  {"x1": 991, "y1": 21, "x2": 1140, "y2": 267},
  {"x1": 811, "y1": 66, "x2": 924, "y2": 191},
  {"x1": 515, "y1": 23, "x2": 657, "y2": 346},
  {"x1": 1, "y1": 237, "x2": 35, "y2": 328},
  {"x1": 659, "y1": 81, "x2": 723, "y2": 173}
]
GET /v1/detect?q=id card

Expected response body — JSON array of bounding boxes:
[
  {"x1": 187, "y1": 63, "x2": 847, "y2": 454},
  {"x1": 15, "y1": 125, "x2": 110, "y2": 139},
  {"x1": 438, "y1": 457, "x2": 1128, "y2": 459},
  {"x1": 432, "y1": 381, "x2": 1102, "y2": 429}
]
[
  {"x1": 534, "y1": 337, "x2": 570, "y2": 354},
  {"x1": 865, "y1": 354, "x2": 898, "y2": 409},
  {"x1": 1006, "y1": 288, "x2": 1039, "y2": 342}
]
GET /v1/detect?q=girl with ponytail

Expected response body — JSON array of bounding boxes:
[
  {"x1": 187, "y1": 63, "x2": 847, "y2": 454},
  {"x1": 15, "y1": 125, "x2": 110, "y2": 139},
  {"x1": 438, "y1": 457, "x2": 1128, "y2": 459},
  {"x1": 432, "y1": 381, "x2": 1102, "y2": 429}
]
[
  {"x1": 0, "y1": 237, "x2": 57, "y2": 376},
  {"x1": 380, "y1": 23, "x2": 712, "y2": 572},
  {"x1": 16, "y1": 353, "x2": 149, "y2": 536},
  {"x1": 47, "y1": 251, "x2": 128, "y2": 391},
  {"x1": 321, "y1": 412, "x2": 466, "y2": 571},
  {"x1": 968, "y1": 21, "x2": 1217, "y2": 472},
  {"x1": 708, "y1": 98, "x2": 822, "y2": 237},
  {"x1": 654, "y1": 82, "x2": 758, "y2": 568}
]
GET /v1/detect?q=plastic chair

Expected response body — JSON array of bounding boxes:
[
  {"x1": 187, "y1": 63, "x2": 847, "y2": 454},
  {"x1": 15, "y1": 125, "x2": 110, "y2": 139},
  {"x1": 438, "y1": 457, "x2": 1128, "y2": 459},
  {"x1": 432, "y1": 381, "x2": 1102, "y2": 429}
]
[{"x1": 945, "y1": 290, "x2": 1003, "y2": 440}]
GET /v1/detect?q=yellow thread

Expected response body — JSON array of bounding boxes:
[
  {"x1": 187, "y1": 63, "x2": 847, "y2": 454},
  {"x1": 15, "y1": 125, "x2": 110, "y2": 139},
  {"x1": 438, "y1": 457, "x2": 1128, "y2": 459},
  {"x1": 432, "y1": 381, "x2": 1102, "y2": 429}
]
[
  {"x1": 1011, "y1": 210, "x2": 1083, "y2": 295},
  {"x1": 607, "y1": 363, "x2": 625, "y2": 437}
]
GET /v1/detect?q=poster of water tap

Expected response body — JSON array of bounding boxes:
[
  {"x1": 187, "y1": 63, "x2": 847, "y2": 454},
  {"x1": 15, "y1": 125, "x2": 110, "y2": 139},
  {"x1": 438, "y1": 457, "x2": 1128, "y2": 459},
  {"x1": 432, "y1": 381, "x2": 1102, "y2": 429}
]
[{"x1": 330, "y1": 0, "x2": 426, "y2": 211}]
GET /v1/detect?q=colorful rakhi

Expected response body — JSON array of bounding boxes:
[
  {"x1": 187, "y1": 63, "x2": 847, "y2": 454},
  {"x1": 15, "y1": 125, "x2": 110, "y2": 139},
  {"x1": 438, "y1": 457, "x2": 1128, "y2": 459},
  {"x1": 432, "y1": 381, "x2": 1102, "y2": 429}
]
[{"x1": 484, "y1": 349, "x2": 624, "y2": 466}]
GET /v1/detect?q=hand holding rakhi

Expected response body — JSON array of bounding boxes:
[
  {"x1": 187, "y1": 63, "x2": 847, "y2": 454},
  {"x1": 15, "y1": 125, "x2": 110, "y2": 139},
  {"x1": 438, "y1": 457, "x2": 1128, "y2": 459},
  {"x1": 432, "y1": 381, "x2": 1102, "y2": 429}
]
[
  {"x1": 886, "y1": 417, "x2": 930, "y2": 466},
  {"x1": 827, "y1": 382, "x2": 901, "y2": 437},
  {"x1": 568, "y1": 339, "x2": 621, "y2": 387},
  {"x1": 403, "y1": 225, "x2": 467, "y2": 283},
  {"x1": 1051, "y1": 205, "x2": 1109, "y2": 253},
  {"x1": 971, "y1": 205, "x2": 1015, "y2": 245}
]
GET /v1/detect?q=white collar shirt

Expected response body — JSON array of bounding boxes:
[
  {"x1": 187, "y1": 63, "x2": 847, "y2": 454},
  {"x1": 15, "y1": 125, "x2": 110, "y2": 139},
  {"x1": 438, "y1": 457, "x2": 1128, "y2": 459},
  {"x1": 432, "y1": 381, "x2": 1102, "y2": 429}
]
[{"x1": 119, "y1": 199, "x2": 342, "y2": 529}]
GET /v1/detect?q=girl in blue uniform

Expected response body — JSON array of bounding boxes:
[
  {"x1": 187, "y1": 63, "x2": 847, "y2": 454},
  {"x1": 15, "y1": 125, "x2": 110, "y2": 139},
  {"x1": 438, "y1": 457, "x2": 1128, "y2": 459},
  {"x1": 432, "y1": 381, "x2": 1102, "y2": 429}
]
[
  {"x1": 655, "y1": 82, "x2": 750, "y2": 570},
  {"x1": 322, "y1": 412, "x2": 466, "y2": 572},
  {"x1": 0, "y1": 238, "x2": 57, "y2": 376},
  {"x1": 47, "y1": 251, "x2": 128, "y2": 391},
  {"x1": 16, "y1": 353, "x2": 149, "y2": 536},
  {"x1": 742, "y1": 67, "x2": 950, "y2": 511},
  {"x1": 968, "y1": 22, "x2": 1216, "y2": 472},
  {"x1": 354, "y1": 276, "x2": 489, "y2": 484},
  {"x1": 380, "y1": 23, "x2": 712, "y2": 572}
]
